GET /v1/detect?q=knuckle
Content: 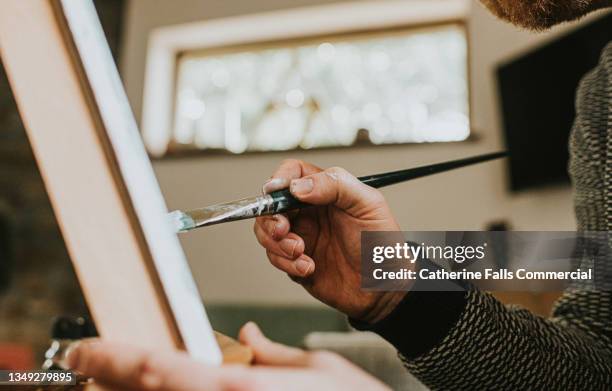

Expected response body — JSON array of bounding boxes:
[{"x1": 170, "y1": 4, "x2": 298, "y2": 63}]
[
  {"x1": 293, "y1": 239, "x2": 304, "y2": 256},
  {"x1": 254, "y1": 224, "x2": 274, "y2": 247},
  {"x1": 327, "y1": 166, "x2": 347, "y2": 175},
  {"x1": 266, "y1": 251, "x2": 281, "y2": 267},
  {"x1": 280, "y1": 158, "x2": 301, "y2": 170},
  {"x1": 326, "y1": 166, "x2": 350, "y2": 182},
  {"x1": 138, "y1": 352, "x2": 156, "y2": 372},
  {"x1": 264, "y1": 220, "x2": 277, "y2": 238},
  {"x1": 311, "y1": 350, "x2": 341, "y2": 365},
  {"x1": 137, "y1": 354, "x2": 163, "y2": 388},
  {"x1": 312, "y1": 350, "x2": 333, "y2": 360},
  {"x1": 369, "y1": 188, "x2": 386, "y2": 203}
]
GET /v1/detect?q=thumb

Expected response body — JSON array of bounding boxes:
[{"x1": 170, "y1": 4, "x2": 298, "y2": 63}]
[
  {"x1": 239, "y1": 322, "x2": 310, "y2": 367},
  {"x1": 289, "y1": 167, "x2": 384, "y2": 215}
]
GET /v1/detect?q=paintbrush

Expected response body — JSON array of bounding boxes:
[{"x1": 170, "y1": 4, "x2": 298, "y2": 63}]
[{"x1": 169, "y1": 151, "x2": 507, "y2": 233}]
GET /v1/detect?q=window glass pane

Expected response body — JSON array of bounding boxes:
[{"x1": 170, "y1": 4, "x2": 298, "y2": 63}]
[{"x1": 173, "y1": 24, "x2": 469, "y2": 154}]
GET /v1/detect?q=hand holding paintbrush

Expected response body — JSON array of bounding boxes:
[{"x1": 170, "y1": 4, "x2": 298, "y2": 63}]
[
  {"x1": 253, "y1": 157, "x2": 406, "y2": 321},
  {"x1": 167, "y1": 152, "x2": 506, "y2": 328}
]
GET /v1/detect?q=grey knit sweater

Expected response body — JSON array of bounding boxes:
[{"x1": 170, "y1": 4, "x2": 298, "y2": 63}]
[{"x1": 356, "y1": 42, "x2": 612, "y2": 389}]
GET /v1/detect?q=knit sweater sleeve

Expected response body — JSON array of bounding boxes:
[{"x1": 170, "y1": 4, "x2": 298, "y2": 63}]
[{"x1": 353, "y1": 42, "x2": 612, "y2": 390}]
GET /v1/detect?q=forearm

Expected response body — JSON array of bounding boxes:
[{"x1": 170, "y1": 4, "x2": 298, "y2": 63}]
[{"x1": 355, "y1": 288, "x2": 612, "y2": 390}]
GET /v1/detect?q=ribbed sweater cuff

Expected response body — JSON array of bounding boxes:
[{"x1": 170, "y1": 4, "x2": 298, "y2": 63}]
[{"x1": 350, "y1": 263, "x2": 469, "y2": 359}]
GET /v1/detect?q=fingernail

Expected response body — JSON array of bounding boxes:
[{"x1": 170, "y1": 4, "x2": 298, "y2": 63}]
[
  {"x1": 262, "y1": 178, "x2": 288, "y2": 194},
  {"x1": 291, "y1": 178, "x2": 313, "y2": 196},
  {"x1": 295, "y1": 258, "x2": 313, "y2": 276},
  {"x1": 273, "y1": 216, "x2": 285, "y2": 238},
  {"x1": 265, "y1": 218, "x2": 277, "y2": 239},
  {"x1": 279, "y1": 239, "x2": 298, "y2": 257}
]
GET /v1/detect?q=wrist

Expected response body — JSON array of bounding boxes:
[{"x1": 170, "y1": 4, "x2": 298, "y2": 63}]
[
  {"x1": 359, "y1": 291, "x2": 407, "y2": 324},
  {"x1": 357, "y1": 231, "x2": 410, "y2": 324}
]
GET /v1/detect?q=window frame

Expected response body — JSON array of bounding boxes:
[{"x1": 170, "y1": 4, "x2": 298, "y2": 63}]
[{"x1": 142, "y1": 0, "x2": 472, "y2": 158}]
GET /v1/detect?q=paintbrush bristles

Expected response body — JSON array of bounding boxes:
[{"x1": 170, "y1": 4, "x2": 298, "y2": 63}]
[{"x1": 168, "y1": 210, "x2": 196, "y2": 232}]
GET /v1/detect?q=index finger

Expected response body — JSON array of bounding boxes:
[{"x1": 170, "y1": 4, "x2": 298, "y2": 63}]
[{"x1": 263, "y1": 160, "x2": 322, "y2": 194}]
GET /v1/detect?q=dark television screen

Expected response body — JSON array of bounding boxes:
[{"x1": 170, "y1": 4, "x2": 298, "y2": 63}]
[{"x1": 497, "y1": 13, "x2": 612, "y2": 192}]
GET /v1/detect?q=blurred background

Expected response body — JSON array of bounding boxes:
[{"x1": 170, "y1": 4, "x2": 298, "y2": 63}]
[{"x1": 0, "y1": 0, "x2": 610, "y2": 380}]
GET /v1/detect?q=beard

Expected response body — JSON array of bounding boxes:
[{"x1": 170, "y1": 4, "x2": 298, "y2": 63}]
[{"x1": 479, "y1": 0, "x2": 611, "y2": 30}]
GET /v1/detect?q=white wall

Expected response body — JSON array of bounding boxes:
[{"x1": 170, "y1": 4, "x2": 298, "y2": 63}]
[{"x1": 120, "y1": 0, "x2": 607, "y2": 305}]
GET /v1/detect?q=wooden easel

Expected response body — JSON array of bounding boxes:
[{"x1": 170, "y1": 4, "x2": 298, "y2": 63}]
[{"x1": 0, "y1": 1, "x2": 251, "y2": 388}]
